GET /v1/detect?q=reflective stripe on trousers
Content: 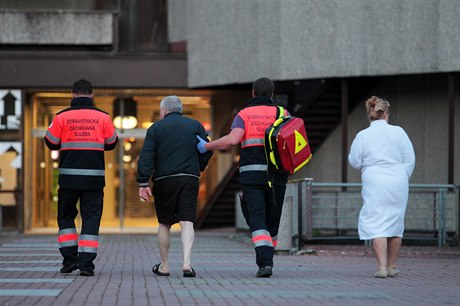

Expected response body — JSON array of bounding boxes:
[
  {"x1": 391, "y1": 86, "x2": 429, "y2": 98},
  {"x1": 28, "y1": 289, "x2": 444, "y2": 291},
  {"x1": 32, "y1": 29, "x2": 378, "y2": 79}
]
[
  {"x1": 272, "y1": 235, "x2": 278, "y2": 248},
  {"x1": 252, "y1": 229, "x2": 274, "y2": 248},
  {"x1": 78, "y1": 234, "x2": 99, "y2": 253},
  {"x1": 58, "y1": 228, "x2": 78, "y2": 248}
]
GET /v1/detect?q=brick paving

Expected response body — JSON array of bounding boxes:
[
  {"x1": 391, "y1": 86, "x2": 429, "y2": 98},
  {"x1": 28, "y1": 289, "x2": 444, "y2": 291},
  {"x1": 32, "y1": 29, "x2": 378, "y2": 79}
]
[{"x1": 0, "y1": 231, "x2": 459, "y2": 306}]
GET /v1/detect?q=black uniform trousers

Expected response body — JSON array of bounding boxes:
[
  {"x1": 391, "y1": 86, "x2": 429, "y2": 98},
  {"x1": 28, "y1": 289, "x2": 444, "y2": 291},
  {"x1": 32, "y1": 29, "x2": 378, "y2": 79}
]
[
  {"x1": 241, "y1": 183, "x2": 286, "y2": 268},
  {"x1": 57, "y1": 188, "x2": 103, "y2": 272}
]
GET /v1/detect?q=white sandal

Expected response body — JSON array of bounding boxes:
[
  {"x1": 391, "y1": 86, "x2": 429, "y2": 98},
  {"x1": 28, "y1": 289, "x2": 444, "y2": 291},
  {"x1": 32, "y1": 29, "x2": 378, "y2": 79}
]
[
  {"x1": 387, "y1": 267, "x2": 400, "y2": 277},
  {"x1": 374, "y1": 269, "x2": 388, "y2": 278}
]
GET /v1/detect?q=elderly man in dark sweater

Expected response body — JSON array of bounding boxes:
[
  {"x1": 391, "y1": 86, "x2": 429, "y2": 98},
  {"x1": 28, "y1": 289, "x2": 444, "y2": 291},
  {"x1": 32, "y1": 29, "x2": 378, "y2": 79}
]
[{"x1": 137, "y1": 95, "x2": 212, "y2": 278}]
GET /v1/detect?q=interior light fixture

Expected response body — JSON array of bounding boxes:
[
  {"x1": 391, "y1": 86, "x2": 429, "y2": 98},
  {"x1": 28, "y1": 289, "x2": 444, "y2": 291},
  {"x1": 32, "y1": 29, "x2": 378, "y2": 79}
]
[
  {"x1": 123, "y1": 142, "x2": 132, "y2": 151},
  {"x1": 113, "y1": 97, "x2": 138, "y2": 129},
  {"x1": 51, "y1": 150, "x2": 59, "y2": 160},
  {"x1": 122, "y1": 155, "x2": 133, "y2": 163}
]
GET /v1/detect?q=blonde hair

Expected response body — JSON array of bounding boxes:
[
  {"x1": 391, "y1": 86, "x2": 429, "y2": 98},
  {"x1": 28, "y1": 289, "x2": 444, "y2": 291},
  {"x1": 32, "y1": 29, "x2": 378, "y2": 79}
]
[{"x1": 365, "y1": 96, "x2": 390, "y2": 121}]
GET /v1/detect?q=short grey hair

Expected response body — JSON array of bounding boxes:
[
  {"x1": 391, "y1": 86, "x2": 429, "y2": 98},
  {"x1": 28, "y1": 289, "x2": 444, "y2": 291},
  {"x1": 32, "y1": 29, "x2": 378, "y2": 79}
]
[{"x1": 160, "y1": 96, "x2": 182, "y2": 114}]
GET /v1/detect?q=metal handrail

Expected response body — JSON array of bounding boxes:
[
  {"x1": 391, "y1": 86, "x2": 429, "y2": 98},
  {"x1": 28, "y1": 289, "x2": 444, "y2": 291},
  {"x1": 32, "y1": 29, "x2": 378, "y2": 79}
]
[
  {"x1": 312, "y1": 182, "x2": 456, "y2": 189},
  {"x1": 304, "y1": 182, "x2": 458, "y2": 246}
]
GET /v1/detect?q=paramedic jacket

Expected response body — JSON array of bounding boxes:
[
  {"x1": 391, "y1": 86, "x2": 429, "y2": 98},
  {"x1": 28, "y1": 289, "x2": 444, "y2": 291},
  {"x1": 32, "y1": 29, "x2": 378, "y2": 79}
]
[
  {"x1": 137, "y1": 112, "x2": 212, "y2": 186},
  {"x1": 234, "y1": 96, "x2": 288, "y2": 186},
  {"x1": 44, "y1": 97, "x2": 118, "y2": 190}
]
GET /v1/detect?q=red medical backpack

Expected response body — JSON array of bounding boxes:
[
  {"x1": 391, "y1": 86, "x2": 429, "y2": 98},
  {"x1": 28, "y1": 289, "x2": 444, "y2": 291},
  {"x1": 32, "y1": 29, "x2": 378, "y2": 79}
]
[{"x1": 264, "y1": 107, "x2": 312, "y2": 184}]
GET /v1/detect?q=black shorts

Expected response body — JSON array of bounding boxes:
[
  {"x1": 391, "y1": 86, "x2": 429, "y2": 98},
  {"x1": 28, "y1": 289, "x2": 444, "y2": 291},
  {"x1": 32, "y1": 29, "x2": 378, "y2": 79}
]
[{"x1": 152, "y1": 175, "x2": 199, "y2": 225}]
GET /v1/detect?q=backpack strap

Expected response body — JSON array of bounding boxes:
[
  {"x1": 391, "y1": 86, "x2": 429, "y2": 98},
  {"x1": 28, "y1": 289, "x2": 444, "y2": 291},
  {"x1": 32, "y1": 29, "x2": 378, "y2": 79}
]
[{"x1": 265, "y1": 106, "x2": 284, "y2": 188}]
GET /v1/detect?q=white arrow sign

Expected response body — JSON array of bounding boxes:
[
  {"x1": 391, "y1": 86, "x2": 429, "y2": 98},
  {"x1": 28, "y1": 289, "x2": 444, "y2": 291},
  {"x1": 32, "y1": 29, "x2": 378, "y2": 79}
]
[{"x1": 0, "y1": 142, "x2": 22, "y2": 169}]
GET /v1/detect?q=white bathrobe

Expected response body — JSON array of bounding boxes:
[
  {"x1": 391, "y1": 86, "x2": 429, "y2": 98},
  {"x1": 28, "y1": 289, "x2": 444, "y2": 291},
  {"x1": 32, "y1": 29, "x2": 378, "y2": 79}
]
[{"x1": 349, "y1": 120, "x2": 415, "y2": 240}]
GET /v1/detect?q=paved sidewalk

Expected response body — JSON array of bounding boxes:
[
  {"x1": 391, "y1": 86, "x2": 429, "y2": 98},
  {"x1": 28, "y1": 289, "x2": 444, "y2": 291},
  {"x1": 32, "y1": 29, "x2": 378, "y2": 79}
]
[{"x1": 0, "y1": 231, "x2": 459, "y2": 306}]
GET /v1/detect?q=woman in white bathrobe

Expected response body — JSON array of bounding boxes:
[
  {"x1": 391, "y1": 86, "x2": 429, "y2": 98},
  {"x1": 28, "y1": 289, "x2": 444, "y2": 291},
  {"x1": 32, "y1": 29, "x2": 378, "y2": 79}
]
[{"x1": 349, "y1": 96, "x2": 415, "y2": 278}]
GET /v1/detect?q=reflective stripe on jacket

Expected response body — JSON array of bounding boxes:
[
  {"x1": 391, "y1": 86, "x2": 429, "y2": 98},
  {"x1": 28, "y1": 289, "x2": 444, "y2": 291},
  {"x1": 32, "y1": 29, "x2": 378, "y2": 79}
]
[{"x1": 44, "y1": 97, "x2": 118, "y2": 190}]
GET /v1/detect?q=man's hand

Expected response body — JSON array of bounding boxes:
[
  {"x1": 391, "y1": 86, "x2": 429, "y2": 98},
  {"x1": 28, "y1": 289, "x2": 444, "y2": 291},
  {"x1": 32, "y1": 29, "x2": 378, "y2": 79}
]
[
  {"x1": 196, "y1": 135, "x2": 208, "y2": 153},
  {"x1": 139, "y1": 187, "x2": 152, "y2": 202}
]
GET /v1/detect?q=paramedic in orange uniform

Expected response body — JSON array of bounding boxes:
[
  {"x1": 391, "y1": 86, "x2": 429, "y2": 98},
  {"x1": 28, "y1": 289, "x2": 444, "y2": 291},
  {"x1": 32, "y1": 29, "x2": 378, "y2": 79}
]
[
  {"x1": 44, "y1": 79, "x2": 118, "y2": 276},
  {"x1": 197, "y1": 77, "x2": 288, "y2": 278}
]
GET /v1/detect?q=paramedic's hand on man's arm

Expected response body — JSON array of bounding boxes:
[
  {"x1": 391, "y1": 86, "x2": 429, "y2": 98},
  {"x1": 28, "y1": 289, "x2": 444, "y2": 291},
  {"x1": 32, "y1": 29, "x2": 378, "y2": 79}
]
[
  {"x1": 197, "y1": 128, "x2": 244, "y2": 152},
  {"x1": 197, "y1": 135, "x2": 208, "y2": 153}
]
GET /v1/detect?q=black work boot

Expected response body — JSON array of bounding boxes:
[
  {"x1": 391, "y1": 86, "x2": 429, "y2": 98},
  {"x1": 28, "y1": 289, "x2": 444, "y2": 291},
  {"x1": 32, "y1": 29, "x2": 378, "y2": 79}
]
[
  {"x1": 256, "y1": 266, "x2": 272, "y2": 278},
  {"x1": 60, "y1": 263, "x2": 79, "y2": 273},
  {"x1": 79, "y1": 270, "x2": 95, "y2": 277}
]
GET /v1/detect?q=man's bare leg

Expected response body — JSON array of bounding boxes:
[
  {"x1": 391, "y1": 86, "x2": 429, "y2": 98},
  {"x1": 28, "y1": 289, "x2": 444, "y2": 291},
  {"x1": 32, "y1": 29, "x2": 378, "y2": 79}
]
[
  {"x1": 180, "y1": 221, "x2": 195, "y2": 271},
  {"x1": 158, "y1": 223, "x2": 171, "y2": 273}
]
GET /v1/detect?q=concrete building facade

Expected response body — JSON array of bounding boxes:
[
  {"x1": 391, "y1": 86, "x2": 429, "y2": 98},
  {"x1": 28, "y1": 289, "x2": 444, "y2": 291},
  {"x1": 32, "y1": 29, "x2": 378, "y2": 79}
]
[
  {"x1": 168, "y1": 0, "x2": 460, "y2": 187},
  {"x1": 0, "y1": 0, "x2": 458, "y2": 235}
]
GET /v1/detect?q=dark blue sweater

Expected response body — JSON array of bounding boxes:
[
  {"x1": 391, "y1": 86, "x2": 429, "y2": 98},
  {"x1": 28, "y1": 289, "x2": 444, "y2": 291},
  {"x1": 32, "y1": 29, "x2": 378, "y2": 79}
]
[{"x1": 137, "y1": 112, "x2": 212, "y2": 186}]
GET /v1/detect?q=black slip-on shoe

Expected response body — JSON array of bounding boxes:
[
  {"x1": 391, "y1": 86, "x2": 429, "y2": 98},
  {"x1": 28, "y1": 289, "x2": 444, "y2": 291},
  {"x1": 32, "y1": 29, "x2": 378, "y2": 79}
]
[
  {"x1": 183, "y1": 268, "x2": 196, "y2": 278},
  {"x1": 152, "y1": 263, "x2": 170, "y2": 276},
  {"x1": 256, "y1": 266, "x2": 272, "y2": 278},
  {"x1": 79, "y1": 270, "x2": 95, "y2": 277},
  {"x1": 60, "y1": 263, "x2": 79, "y2": 273}
]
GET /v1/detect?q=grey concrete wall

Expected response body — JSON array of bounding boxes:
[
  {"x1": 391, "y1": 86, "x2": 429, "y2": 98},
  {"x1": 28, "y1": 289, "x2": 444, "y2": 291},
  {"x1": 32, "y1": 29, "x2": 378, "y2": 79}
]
[
  {"x1": 168, "y1": 0, "x2": 460, "y2": 88},
  {"x1": 0, "y1": 56, "x2": 187, "y2": 88},
  {"x1": 0, "y1": 0, "x2": 96, "y2": 10},
  {"x1": 0, "y1": 11, "x2": 113, "y2": 45},
  {"x1": 167, "y1": 0, "x2": 187, "y2": 43},
  {"x1": 293, "y1": 74, "x2": 459, "y2": 186}
]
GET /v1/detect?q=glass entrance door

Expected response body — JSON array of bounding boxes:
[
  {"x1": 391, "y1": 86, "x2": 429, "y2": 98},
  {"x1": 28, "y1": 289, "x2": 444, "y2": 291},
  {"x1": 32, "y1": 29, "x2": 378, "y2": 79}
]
[
  {"x1": 114, "y1": 129, "x2": 156, "y2": 229},
  {"x1": 29, "y1": 90, "x2": 211, "y2": 232}
]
